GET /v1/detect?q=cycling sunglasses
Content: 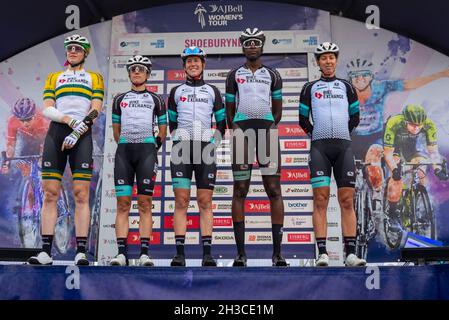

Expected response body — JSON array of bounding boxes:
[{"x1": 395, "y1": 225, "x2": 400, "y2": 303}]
[
  {"x1": 348, "y1": 70, "x2": 372, "y2": 79},
  {"x1": 20, "y1": 117, "x2": 33, "y2": 122},
  {"x1": 66, "y1": 45, "x2": 85, "y2": 53},
  {"x1": 242, "y1": 39, "x2": 263, "y2": 49},
  {"x1": 128, "y1": 65, "x2": 149, "y2": 73}
]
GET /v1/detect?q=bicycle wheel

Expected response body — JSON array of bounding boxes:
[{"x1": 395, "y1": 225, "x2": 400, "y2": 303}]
[
  {"x1": 18, "y1": 178, "x2": 41, "y2": 248},
  {"x1": 382, "y1": 183, "x2": 402, "y2": 249},
  {"x1": 54, "y1": 187, "x2": 72, "y2": 254},
  {"x1": 355, "y1": 189, "x2": 366, "y2": 258},
  {"x1": 413, "y1": 185, "x2": 435, "y2": 239}
]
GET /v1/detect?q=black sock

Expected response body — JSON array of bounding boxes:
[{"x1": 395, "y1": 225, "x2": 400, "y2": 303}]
[
  {"x1": 117, "y1": 238, "x2": 127, "y2": 256},
  {"x1": 202, "y1": 235, "x2": 212, "y2": 256},
  {"x1": 233, "y1": 221, "x2": 246, "y2": 256},
  {"x1": 272, "y1": 224, "x2": 283, "y2": 256},
  {"x1": 316, "y1": 237, "x2": 327, "y2": 255},
  {"x1": 76, "y1": 237, "x2": 87, "y2": 254},
  {"x1": 140, "y1": 237, "x2": 149, "y2": 256},
  {"x1": 175, "y1": 235, "x2": 185, "y2": 256},
  {"x1": 42, "y1": 235, "x2": 53, "y2": 256},
  {"x1": 344, "y1": 237, "x2": 357, "y2": 257}
]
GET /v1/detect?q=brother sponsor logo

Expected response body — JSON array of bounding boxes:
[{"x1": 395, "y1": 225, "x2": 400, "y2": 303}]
[{"x1": 287, "y1": 202, "x2": 308, "y2": 208}]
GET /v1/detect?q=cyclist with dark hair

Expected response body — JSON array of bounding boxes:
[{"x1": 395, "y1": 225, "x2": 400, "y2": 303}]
[
  {"x1": 109, "y1": 55, "x2": 167, "y2": 267},
  {"x1": 168, "y1": 46, "x2": 226, "y2": 267},
  {"x1": 384, "y1": 104, "x2": 447, "y2": 230},
  {"x1": 28, "y1": 34, "x2": 104, "y2": 265},
  {"x1": 299, "y1": 42, "x2": 366, "y2": 267},
  {"x1": 226, "y1": 28, "x2": 286, "y2": 267},
  {"x1": 1, "y1": 98, "x2": 48, "y2": 176}
]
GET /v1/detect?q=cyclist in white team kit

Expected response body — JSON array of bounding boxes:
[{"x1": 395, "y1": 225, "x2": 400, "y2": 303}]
[
  {"x1": 109, "y1": 55, "x2": 167, "y2": 267},
  {"x1": 299, "y1": 42, "x2": 366, "y2": 267}
]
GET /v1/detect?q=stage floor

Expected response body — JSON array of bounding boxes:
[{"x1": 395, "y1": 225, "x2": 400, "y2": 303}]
[{"x1": 1, "y1": 263, "x2": 448, "y2": 300}]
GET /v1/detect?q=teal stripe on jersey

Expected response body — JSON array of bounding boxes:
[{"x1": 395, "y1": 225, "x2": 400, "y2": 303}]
[
  {"x1": 299, "y1": 103, "x2": 310, "y2": 117},
  {"x1": 311, "y1": 176, "x2": 331, "y2": 188},
  {"x1": 173, "y1": 178, "x2": 191, "y2": 189},
  {"x1": 143, "y1": 136, "x2": 156, "y2": 144},
  {"x1": 112, "y1": 114, "x2": 121, "y2": 124},
  {"x1": 118, "y1": 136, "x2": 127, "y2": 144},
  {"x1": 225, "y1": 93, "x2": 236, "y2": 102},
  {"x1": 233, "y1": 112, "x2": 249, "y2": 122},
  {"x1": 349, "y1": 101, "x2": 360, "y2": 116},
  {"x1": 168, "y1": 109, "x2": 178, "y2": 122},
  {"x1": 271, "y1": 89, "x2": 282, "y2": 100},
  {"x1": 263, "y1": 113, "x2": 275, "y2": 121},
  {"x1": 158, "y1": 114, "x2": 167, "y2": 124},
  {"x1": 214, "y1": 108, "x2": 226, "y2": 122},
  {"x1": 115, "y1": 185, "x2": 132, "y2": 197}
]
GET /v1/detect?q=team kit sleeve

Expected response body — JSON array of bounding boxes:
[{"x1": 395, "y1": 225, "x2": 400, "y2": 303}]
[
  {"x1": 298, "y1": 82, "x2": 314, "y2": 135},
  {"x1": 344, "y1": 81, "x2": 360, "y2": 133},
  {"x1": 43, "y1": 72, "x2": 58, "y2": 101},
  {"x1": 167, "y1": 86, "x2": 178, "y2": 134},
  {"x1": 90, "y1": 72, "x2": 105, "y2": 101},
  {"x1": 111, "y1": 93, "x2": 123, "y2": 125},
  {"x1": 153, "y1": 93, "x2": 167, "y2": 127},
  {"x1": 225, "y1": 69, "x2": 238, "y2": 103},
  {"x1": 270, "y1": 69, "x2": 283, "y2": 101},
  {"x1": 211, "y1": 85, "x2": 226, "y2": 141}
]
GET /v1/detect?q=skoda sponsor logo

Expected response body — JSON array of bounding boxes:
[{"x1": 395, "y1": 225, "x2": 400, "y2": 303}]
[{"x1": 214, "y1": 186, "x2": 229, "y2": 194}]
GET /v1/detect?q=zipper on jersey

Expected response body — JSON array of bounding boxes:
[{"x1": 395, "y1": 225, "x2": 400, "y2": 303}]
[
  {"x1": 328, "y1": 82, "x2": 334, "y2": 138},
  {"x1": 193, "y1": 85, "x2": 196, "y2": 140}
]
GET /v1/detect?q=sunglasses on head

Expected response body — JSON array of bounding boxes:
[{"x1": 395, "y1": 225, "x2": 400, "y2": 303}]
[
  {"x1": 242, "y1": 39, "x2": 263, "y2": 49},
  {"x1": 128, "y1": 65, "x2": 148, "y2": 73},
  {"x1": 66, "y1": 45, "x2": 85, "y2": 53}
]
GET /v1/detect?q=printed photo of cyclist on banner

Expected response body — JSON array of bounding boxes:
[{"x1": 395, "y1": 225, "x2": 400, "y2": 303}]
[
  {"x1": 334, "y1": 17, "x2": 449, "y2": 262},
  {"x1": 0, "y1": 23, "x2": 110, "y2": 260}
]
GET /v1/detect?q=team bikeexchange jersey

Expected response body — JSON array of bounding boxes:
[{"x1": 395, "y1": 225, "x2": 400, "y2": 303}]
[
  {"x1": 43, "y1": 69, "x2": 104, "y2": 121},
  {"x1": 112, "y1": 89, "x2": 167, "y2": 144},
  {"x1": 299, "y1": 76, "x2": 359, "y2": 141},
  {"x1": 168, "y1": 78, "x2": 225, "y2": 142},
  {"x1": 225, "y1": 65, "x2": 283, "y2": 122}
]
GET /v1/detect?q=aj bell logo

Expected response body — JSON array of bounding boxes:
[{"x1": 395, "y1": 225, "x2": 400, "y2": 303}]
[
  {"x1": 194, "y1": 4, "x2": 207, "y2": 28},
  {"x1": 194, "y1": 3, "x2": 243, "y2": 29}
]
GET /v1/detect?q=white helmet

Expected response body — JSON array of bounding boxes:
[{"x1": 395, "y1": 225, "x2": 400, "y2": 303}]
[
  {"x1": 64, "y1": 34, "x2": 91, "y2": 55},
  {"x1": 126, "y1": 55, "x2": 152, "y2": 71},
  {"x1": 239, "y1": 28, "x2": 266, "y2": 45},
  {"x1": 314, "y1": 42, "x2": 339, "y2": 59}
]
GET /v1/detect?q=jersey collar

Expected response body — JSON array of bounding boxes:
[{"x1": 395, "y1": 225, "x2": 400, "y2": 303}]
[
  {"x1": 186, "y1": 77, "x2": 205, "y2": 87},
  {"x1": 320, "y1": 75, "x2": 337, "y2": 82}
]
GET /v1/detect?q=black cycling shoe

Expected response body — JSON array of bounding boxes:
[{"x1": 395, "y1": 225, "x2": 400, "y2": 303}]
[
  {"x1": 170, "y1": 254, "x2": 186, "y2": 267},
  {"x1": 232, "y1": 254, "x2": 247, "y2": 267},
  {"x1": 272, "y1": 254, "x2": 288, "y2": 267},
  {"x1": 201, "y1": 254, "x2": 217, "y2": 267}
]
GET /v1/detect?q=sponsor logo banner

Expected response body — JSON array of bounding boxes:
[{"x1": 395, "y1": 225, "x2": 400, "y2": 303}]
[
  {"x1": 277, "y1": 68, "x2": 308, "y2": 79},
  {"x1": 128, "y1": 231, "x2": 161, "y2": 245},
  {"x1": 212, "y1": 232, "x2": 236, "y2": 244},
  {"x1": 284, "y1": 199, "x2": 313, "y2": 212},
  {"x1": 281, "y1": 109, "x2": 299, "y2": 122},
  {"x1": 164, "y1": 232, "x2": 199, "y2": 244},
  {"x1": 284, "y1": 215, "x2": 313, "y2": 228},
  {"x1": 281, "y1": 154, "x2": 309, "y2": 167},
  {"x1": 131, "y1": 201, "x2": 161, "y2": 213},
  {"x1": 165, "y1": 201, "x2": 199, "y2": 212},
  {"x1": 281, "y1": 139, "x2": 310, "y2": 151},
  {"x1": 145, "y1": 84, "x2": 164, "y2": 94},
  {"x1": 245, "y1": 200, "x2": 271, "y2": 213},
  {"x1": 278, "y1": 124, "x2": 306, "y2": 137},
  {"x1": 284, "y1": 232, "x2": 314, "y2": 244},
  {"x1": 281, "y1": 169, "x2": 310, "y2": 182},
  {"x1": 282, "y1": 96, "x2": 300, "y2": 108},
  {"x1": 213, "y1": 217, "x2": 233, "y2": 228},
  {"x1": 164, "y1": 215, "x2": 200, "y2": 229},
  {"x1": 203, "y1": 69, "x2": 229, "y2": 80},
  {"x1": 247, "y1": 232, "x2": 272, "y2": 244},
  {"x1": 281, "y1": 184, "x2": 312, "y2": 196},
  {"x1": 129, "y1": 216, "x2": 161, "y2": 229}
]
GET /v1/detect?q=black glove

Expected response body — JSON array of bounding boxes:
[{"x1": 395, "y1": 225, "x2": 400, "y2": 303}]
[
  {"x1": 392, "y1": 167, "x2": 402, "y2": 181},
  {"x1": 434, "y1": 167, "x2": 448, "y2": 181},
  {"x1": 155, "y1": 136, "x2": 163, "y2": 150}
]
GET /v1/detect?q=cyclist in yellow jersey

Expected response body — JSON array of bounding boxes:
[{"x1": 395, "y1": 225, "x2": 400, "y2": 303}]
[{"x1": 28, "y1": 34, "x2": 104, "y2": 266}]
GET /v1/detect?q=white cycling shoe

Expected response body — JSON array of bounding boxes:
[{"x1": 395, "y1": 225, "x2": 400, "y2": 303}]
[
  {"x1": 110, "y1": 254, "x2": 128, "y2": 266},
  {"x1": 138, "y1": 254, "x2": 154, "y2": 267},
  {"x1": 345, "y1": 253, "x2": 367, "y2": 267},
  {"x1": 315, "y1": 253, "x2": 329, "y2": 267},
  {"x1": 28, "y1": 251, "x2": 53, "y2": 265},
  {"x1": 74, "y1": 252, "x2": 89, "y2": 266}
]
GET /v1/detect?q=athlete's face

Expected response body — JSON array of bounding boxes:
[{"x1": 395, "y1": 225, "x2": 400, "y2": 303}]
[
  {"x1": 20, "y1": 117, "x2": 34, "y2": 128},
  {"x1": 128, "y1": 65, "x2": 149, "y2": 84},
  {"x1": 406, "y1": 122, "x2": 423, "y2": 135},
  {"x1": 349, "y1": 70, "x2": 373, "y2": 91},
  {"x1": 242, "y1": 39, "x2": 263, "y2": 61},
  {"x1": 66, "y1": 45, "x2": 86, "y2": 65},
  {"x1": 317, "y1": 53, "x2": 337, "y2": 77},
  {"x1": 184, "y1": 56, "x2": 204, "y2": 78}
]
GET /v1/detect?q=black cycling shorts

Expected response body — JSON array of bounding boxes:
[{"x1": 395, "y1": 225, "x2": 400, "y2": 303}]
[
  {"x1": 114, "y1": 143, "x2": 158, "y2": 197},
  {"x1": 309, "y1": 139, "x2": 356, "y2": 189},
  {"x1": 231, "y1": 119, "x2": 281, "y2": 181},
  {"x1": 170, "y1": 140, "x2": 216, "y2": 190},
  {"x1": 41, "y1": 122, "x2": 93, "y2": 181}
]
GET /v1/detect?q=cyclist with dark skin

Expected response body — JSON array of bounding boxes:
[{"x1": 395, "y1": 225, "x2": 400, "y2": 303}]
[
  {"x1": 384, "y1": 104, "x2": 448, "y2": 230},
  {"x1": 299, "y1": 42, "x2": 366, "y2": 267},
  {"x1": 226, "y1": 28, "x2": 286, "y2": 267}
]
